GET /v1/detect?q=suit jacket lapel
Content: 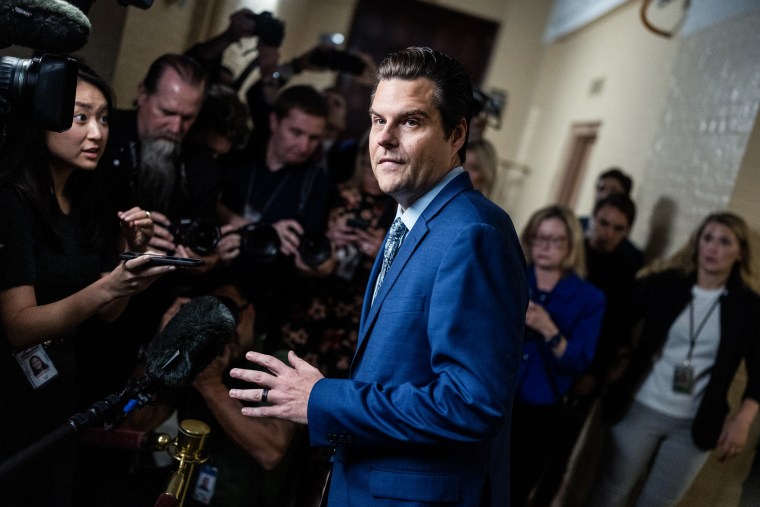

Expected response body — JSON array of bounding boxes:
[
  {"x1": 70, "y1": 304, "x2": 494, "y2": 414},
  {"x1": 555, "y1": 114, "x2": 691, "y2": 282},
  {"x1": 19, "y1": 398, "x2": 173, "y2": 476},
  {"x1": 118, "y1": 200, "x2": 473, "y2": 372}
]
[{"x1": 352, "y1": 172, "x2": 473, "y2": 372}]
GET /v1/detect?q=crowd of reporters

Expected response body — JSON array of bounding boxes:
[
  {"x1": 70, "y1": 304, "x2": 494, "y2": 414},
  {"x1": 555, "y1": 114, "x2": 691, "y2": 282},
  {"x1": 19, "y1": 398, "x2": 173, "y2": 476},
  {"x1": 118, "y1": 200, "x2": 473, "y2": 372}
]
[{"x1": 1, "y1": 6, "x2": 758, "y2": 507}]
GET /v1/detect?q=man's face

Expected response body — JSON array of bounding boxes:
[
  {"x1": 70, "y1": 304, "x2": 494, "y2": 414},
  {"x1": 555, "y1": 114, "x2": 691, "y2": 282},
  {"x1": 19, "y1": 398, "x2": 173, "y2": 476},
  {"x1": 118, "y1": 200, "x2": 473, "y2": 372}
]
[
  {"x1": 369, "y1": 78, "x2": 466, "y2": 209},
  {"x1": 595, "y1": 176, "x2": 626, "y2": 202},
  {"x1": 136, "y1": 67, "x2": 205, "y2": 144},
  {"x1": 588, "y1": 204, "x2": 630, "y2": 253},
  {"x1": 268, "y1": 108, "x2": 326, "y2": 168}
]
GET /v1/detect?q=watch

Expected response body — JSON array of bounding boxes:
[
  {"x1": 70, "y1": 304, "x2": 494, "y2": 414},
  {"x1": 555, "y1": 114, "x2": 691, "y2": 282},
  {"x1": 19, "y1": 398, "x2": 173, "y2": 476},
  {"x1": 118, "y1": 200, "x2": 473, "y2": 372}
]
[{"x1": 548, "y1": 333, "x2": 563, "y2": 349}]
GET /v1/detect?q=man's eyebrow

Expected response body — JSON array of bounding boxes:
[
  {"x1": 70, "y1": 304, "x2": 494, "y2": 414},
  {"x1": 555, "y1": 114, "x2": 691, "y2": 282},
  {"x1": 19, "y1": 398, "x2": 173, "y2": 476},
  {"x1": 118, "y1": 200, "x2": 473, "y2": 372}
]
[{"x1": 368, "y1": 108, "x2": 431, "y2": 119}]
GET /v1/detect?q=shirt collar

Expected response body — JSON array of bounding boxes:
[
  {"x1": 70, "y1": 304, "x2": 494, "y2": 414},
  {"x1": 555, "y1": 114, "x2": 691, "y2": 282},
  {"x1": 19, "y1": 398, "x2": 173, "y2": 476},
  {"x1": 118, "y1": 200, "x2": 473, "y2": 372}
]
[{"x1": 396, "y1": 166, "x2": 464, "y2": 230}]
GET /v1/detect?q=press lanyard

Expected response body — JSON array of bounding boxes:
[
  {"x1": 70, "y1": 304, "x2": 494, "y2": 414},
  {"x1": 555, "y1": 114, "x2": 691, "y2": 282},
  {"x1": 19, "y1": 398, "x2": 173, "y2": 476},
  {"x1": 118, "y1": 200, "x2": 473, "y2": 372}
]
[{"x1": 685, "y1": 291, "x2": 723, "y2": 365}]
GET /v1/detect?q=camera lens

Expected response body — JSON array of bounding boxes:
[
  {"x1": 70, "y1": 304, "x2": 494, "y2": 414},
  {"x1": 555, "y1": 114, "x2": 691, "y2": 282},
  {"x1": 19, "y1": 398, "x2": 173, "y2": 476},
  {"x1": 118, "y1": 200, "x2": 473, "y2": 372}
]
[
  {"x1": 0, "y1": 55, "x2": 77, "y2": 132},
  {"x1": 238, "y1": 224, "x2": 280, "y2": 262},
  {"x1": 173, "y1": 217, "x2": 221, "y2": 255},
  {"x1": 298, "y1": 233, "x2": 332, "y2": 268}
]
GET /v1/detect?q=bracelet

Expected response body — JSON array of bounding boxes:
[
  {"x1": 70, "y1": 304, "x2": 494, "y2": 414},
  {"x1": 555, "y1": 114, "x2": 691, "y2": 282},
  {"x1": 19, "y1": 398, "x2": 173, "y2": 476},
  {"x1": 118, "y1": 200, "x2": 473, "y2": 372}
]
[{"x1": 548, "y1": 333, "x2": 563, "y2": 349}]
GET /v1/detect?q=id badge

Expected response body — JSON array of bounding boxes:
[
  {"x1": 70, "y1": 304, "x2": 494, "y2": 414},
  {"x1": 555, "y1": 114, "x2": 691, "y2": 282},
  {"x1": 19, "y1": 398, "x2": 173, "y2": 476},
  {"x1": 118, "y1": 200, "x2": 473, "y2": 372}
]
[
  {"x1": 673, "y1": 364, "x2": 694, "y2": 394},
  {"x1": 192, "y1": 464, "x2": 218, "y2": 505},
  {"x1": 15, "y1": 344, "x2": 59, "y2": 389}
]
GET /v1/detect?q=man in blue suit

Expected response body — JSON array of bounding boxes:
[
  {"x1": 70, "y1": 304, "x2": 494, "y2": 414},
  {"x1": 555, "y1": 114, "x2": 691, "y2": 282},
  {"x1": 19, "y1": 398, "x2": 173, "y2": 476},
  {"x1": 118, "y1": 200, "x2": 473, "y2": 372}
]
[{"x1": 229, "y1": 46, "x2": 528, "y2": 506}]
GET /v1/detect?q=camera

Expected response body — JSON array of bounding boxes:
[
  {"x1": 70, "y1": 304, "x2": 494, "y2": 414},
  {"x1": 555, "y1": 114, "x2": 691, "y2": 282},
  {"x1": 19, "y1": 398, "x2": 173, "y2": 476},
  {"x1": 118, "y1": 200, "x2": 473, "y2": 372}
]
[
  {"x1": 298, "y1": 233, "x2": 332, "y2": 268},
  {"x1": 237, "y1": 223, "x2": 280, "y2": 262},
  {"x1": 307, "y1": 47, "x2": 366, "y2": 75},
  {"x1": 172, "y1": 217, "x2": 221, "y2": 255},
  {"x1": 346, "y1": 217, "x2": 370, "y2": 230},
  {"x1": 0, "y1": 54, "x2": 77, "y2": 132},
  {"x1": 472, "y1": 88, "x2": 507, "y2": 130},
  {"x1": 245, "y1": 11, "x2": 285, "y2": 48}
]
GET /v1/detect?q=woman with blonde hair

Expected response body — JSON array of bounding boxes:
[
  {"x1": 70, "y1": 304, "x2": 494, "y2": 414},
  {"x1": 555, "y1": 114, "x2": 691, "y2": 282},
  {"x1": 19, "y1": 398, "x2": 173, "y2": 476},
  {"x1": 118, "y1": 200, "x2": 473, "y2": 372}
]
[
  {"x1": 589, "y1": 211, "x2": 760, "y2": 507},
  {"x1": 511, "y1": 205, "x2": 605, "y2": 506}
]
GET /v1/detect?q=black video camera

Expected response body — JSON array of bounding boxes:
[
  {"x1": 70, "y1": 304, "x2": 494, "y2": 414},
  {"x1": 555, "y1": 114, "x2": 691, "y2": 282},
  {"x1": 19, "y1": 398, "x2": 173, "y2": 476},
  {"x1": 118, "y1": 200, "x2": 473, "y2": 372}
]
[
  {"x1": 246, "y1": 11, "x2": 285, "y2": 48},
  {"x1": 0, "y1": 54, "x2": 77, "y2": 133}
]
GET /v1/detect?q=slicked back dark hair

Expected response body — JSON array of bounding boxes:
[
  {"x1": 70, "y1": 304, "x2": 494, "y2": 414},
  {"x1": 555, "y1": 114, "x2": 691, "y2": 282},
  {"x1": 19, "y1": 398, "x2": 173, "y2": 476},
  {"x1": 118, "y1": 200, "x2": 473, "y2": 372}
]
[
  {"x1": 374, "y1": 47, "x2": 472, "y2": 163},
  {"x1": 142, "y1": 53, "x2": 207, "y2": 95}
]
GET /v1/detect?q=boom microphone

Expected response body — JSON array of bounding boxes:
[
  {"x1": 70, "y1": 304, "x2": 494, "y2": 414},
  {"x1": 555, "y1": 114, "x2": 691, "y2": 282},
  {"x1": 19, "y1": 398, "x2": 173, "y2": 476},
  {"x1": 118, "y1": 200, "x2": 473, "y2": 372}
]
[
  {"x1": 144, "y1": 295, "x2": 236, "y2": 389},
  {"x1": 0, "y1": 0, "x2": 91, "y2": 53}
]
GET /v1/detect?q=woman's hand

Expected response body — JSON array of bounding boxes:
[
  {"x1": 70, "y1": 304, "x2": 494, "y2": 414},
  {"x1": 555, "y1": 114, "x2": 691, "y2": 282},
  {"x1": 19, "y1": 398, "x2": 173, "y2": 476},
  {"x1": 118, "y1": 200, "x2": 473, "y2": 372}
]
[
  {"x1": 106, "y1": 253, "x2": 175, "y2": 298},
  {"x1": 716, "y1": 399, "x2": 759, "y2": 461},
  {"x1": 144, "y1": 211, "x2": 177, "y2": 254},
  {"x1": 353, "y1": 226, "x2": 385, "y2": 258},
  {"x1": 525, "y1": 301, "x2": 559, "y2": 338},
  {"x1": 118, "y1": 207, "x2": 155, "y2": 252}
]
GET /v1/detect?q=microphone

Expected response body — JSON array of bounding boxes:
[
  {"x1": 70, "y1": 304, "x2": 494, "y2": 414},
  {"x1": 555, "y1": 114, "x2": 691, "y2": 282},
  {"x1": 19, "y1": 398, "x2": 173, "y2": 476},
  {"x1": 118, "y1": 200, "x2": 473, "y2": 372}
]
[
  {"x1": 0, "y1": 0, "x2": 91, "y2": 53},
  {"x1": 144, "y1": 295, "x2": 237, "y2": 388},
  {"x1": 81, "y1": 294, "x2": 236, "y2": 428}
]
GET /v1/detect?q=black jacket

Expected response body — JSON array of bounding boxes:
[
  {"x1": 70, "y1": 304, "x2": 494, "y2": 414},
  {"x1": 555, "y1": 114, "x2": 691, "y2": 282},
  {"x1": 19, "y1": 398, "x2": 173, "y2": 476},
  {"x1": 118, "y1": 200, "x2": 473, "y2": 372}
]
[{"x1": 602, "y1": 268, "x2": 760, "y2": 449}]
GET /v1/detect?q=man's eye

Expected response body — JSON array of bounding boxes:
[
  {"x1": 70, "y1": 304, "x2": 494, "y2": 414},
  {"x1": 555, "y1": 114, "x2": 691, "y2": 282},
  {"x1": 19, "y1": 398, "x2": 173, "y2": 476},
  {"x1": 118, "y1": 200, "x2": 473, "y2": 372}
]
[{"x1": 404, "y1": 118, "x2": 419, "y2": 126}]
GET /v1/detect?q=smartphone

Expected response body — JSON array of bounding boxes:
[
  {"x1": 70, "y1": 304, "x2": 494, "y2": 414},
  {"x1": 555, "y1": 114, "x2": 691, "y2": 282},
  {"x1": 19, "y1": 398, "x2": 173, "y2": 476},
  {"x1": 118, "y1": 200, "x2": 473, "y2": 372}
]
[
  {"x1": 346, "y1": 217, "x2": 370, "y2": 230},
  {"x1": 118, "y1": 252, "x2": 204, "y2": 268}
]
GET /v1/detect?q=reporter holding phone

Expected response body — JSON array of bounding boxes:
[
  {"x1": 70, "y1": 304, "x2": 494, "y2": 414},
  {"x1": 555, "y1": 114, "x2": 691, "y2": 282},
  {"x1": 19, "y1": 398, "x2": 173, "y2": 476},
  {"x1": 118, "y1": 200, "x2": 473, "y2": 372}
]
[{"x1": 0, "y1": 64, "x2": 172, "y2": 506}]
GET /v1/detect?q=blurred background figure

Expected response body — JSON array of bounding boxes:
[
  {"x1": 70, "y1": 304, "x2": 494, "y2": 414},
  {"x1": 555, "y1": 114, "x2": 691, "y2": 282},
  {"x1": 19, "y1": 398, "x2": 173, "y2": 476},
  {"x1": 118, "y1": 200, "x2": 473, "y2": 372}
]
[
  {"x1": 510, "y1": 205, "x2": 605, "y2": 507},
  {"x1": 589, "y1": 212, "x2": 760, "y2": 507}
]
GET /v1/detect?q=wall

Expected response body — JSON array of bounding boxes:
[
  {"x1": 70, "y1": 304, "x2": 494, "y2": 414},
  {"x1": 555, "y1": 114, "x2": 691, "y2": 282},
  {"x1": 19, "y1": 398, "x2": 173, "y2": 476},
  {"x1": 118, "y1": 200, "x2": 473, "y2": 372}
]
[
  {"x1": 634, "y1": 9, "x2": 760, "y2": 259},
  {"x1": 504, "y1": 0, "x2": 678, "y2": 233}
]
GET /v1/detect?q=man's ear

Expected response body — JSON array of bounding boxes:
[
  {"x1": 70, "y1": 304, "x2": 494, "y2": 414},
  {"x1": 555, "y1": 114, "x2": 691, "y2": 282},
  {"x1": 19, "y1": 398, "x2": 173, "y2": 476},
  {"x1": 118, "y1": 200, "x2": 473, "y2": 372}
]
[
  {"x1": 269, "y1": 111, "x2": 279, "y2": 133},
  {"x1": 136, "y1": 83, "x2": 147, "y2": 108},
  {"x1": 449, "y1": 118, "x2": 468, "y2": 153}
]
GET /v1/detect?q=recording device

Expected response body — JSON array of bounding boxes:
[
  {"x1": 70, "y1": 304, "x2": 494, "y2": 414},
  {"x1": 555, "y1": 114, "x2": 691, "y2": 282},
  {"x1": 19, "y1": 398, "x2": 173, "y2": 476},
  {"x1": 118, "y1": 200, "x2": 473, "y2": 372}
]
[
  {"x1": 472, "y1": 88, "x2": 507, "y2": 129},
  {"x1": 243, "y1": 10, "x2": 285, "y2": 47},
  {"x1": 143, "y1": 295, "x2": 235, "y2": 389},
  {"x1": 235, "y1": 223, "x2": 281, "y2": 262},
  {"x1": 118, "y1": 252, "x2": 205, "y2": 268},
  {"x1": 347, "y1": 217, "x2": 370, "y2": 230},
  {"x1": 0, "y1": 0, "x2": 91, "y2": 52},
  {"x1": 307, "y1": 46, "x2": 366, "y2": 75},
  {"x1": 0, "y1": 1, "x2": 89, "y2": 132},
  {"x1": 299, "y1": 233, "x2": 332, "y2": 268},
  {"x1": 0, "y1": 296, "x2": 234, "y2": 480},
  {"x1": 172, "y1": 217, "x2": 221, "y2": 256},
  {"x1": 0, "y1": 54, "x2": 78, "y2": 132}
]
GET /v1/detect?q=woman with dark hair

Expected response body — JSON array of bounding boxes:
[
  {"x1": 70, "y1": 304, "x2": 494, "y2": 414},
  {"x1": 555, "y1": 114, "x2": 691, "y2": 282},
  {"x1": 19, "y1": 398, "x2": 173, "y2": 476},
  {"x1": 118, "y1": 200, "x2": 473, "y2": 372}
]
[
  {"x1": 510, "y1": 205, "x2": 605, "y2": 506},
  {"x1": 588, "y1": 212, "x2": 760, "y2": 507},
  {"x1": 0, "y1": 63, "x2": 173, "y2": 506}
]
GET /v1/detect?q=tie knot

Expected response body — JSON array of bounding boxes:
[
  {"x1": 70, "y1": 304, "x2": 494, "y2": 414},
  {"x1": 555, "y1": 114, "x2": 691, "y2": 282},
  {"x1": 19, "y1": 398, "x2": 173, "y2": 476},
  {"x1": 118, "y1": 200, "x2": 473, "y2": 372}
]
[{"x1": 389, "y1": 217, "x2": 407, "y2": 240}]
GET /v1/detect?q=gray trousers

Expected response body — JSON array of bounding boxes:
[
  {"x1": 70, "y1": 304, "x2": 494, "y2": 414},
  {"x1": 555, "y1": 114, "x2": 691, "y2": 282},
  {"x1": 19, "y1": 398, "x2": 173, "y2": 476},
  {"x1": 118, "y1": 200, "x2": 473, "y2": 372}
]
[{"x1": 587, "y1": 401, "x2": 710, "y2": 507}]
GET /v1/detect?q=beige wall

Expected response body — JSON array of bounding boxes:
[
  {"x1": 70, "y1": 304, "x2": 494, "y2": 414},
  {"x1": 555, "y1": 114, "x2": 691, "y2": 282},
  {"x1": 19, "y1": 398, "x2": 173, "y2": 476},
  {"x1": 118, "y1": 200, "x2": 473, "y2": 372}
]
[{"x1": 503, "y1": 1, "x2": 679, "y2": 233}]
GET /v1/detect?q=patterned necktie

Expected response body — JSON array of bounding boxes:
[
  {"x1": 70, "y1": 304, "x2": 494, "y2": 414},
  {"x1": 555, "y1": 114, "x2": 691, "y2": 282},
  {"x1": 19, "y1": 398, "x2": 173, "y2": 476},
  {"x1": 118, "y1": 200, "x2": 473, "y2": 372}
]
[{"x1": 373, "y1": 217, "x2": 408, "y2": 302}]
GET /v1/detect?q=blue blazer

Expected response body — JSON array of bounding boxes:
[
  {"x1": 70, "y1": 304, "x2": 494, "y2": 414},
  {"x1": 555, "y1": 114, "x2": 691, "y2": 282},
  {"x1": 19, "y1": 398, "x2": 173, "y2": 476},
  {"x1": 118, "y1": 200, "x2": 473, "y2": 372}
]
[
  {"x1": 516, "y1": 268, "x2": 606, "y2": 405},
  {"x1": 308, "y1": 173, "x2": 529, "y2": 506}
]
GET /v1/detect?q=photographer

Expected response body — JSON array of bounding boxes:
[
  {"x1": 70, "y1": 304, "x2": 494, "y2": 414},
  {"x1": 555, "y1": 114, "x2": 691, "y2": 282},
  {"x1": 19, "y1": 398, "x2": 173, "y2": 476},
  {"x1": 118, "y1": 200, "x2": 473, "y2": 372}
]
[{"x1": 217, "y1": 84, "x2": 333, "y2": 352}]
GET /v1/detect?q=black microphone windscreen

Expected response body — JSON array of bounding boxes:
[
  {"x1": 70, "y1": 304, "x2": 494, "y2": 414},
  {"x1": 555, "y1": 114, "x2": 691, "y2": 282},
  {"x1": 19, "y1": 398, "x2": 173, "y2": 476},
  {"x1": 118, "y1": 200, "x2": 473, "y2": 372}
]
[
  {"x1": 145, "y1": 296, "x2": 235, "y2": 388},
  {"x1": 0, "y1": 0, "x2": 91, "y2": 53}
]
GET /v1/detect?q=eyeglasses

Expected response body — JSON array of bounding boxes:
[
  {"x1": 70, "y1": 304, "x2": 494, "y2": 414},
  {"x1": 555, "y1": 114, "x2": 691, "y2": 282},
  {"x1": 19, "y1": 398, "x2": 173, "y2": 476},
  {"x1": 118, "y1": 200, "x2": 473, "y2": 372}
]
[{"x1": 531, "y1": 235, "x2": 567, "y2": 248}]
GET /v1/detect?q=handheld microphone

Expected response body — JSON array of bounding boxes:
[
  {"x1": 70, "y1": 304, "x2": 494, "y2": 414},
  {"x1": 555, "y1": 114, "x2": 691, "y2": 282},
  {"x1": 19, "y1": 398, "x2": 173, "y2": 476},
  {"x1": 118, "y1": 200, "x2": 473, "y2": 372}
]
[
  {"x1": 0, "y1": 0, "x2": 91, "y2": 53},
  {"x1": 144, "y1": 295, "x2": 237, "y2": 388},
  {"x1": 81, "y1": 295, "x2": 236, "y2": 429}
]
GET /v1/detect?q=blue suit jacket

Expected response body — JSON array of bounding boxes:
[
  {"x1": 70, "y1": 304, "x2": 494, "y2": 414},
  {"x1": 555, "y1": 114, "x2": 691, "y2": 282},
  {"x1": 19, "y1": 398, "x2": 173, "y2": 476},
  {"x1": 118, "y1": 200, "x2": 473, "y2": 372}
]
[{"x1": 308, "y1": 173, "x2": 528, "y2": 506}]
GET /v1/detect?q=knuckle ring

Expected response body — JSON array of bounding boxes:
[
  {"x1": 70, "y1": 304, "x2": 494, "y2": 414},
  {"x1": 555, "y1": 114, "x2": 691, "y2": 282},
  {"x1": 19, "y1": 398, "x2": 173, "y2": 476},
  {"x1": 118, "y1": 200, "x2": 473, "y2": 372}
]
[
  {"x1": 145, "y1": 210, "x2": 152, "y2": 219},
  {"x1": 261, "y1": 387, "x2": 269, "y2": 403}
]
